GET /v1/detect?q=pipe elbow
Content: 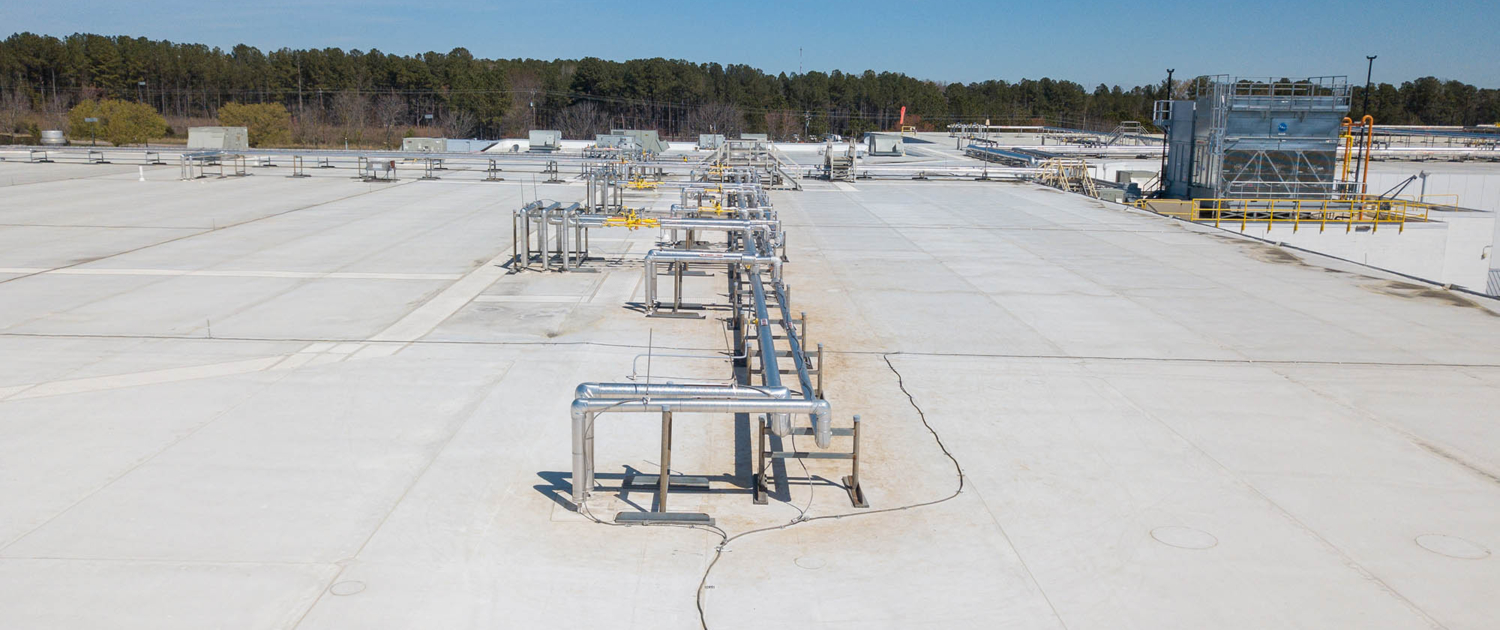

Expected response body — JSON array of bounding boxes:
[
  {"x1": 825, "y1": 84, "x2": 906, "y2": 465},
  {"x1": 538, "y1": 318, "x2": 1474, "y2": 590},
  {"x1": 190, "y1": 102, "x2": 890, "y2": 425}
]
[
  {"x1": 570, "y1": 398, "x2": 593, "y2": 423},
  {"x1": 812, "y1": 400, "x2": 833, "y2": 449},
  {"x1": 770, "y1": 412, "x2": 792, "y2": 437}
]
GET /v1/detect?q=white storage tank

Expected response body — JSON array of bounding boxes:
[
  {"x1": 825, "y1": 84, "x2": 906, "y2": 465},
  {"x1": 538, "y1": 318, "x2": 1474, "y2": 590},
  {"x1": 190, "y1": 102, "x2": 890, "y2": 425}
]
[{"x1": 40, "y1": 130, "x2": 67, "y2": 146}]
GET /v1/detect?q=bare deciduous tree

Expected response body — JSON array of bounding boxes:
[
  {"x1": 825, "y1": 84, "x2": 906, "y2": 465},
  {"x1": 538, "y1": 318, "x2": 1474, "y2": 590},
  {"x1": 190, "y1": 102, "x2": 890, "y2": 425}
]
[
  {"x1": 437, "y1": 109, "x2": 477, "y2": 138},
  {"x1": 0, "y1": 90, "x2": 31, "y2": 136},
  {"x1": 373, "y1": 93, "x2": 408, "y2": 148},
  {"x1": 41, "y1": 94, "x2": 71, "y2": 134},
  {"x1": 331, "y1": 91, "x2": 370, "y2": 144},
  {"x1": 687, "y1": 103, "x2": 742, "y2": 136},
  {"x1": 502, "y1": 71, "x2": 543, "y2": 136},
  {"x1": 556, "y1": 101, "x2": 609, "y2": 139},
  {"x1": 763, "y1": 110, "x2": 798, "y2": 141},
  {"x1": 292, "y1": 107, "x2": 336, "y2": 146}
]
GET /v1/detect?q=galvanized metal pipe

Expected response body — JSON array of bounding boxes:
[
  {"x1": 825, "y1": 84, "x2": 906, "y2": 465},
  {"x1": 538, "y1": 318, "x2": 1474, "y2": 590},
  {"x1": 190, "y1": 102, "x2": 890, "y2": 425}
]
[
  {"x1": 742, "y1": 231, "x2": 793, "y2": 439},
  {"x1": 570, "y1": 395, "x2": 831, "y2": 505},
  {"x1": 574, "y1": 382, "x2": 790, "y2": 401},
  {"x1": 774, "y1": 282, "x2": 831, "y2": 447},
  {"x1": 642, "y1": 249, "x2": 780, "y2": 314},
  {"x1": 572, "y1": 382, "x2": 790, "y2": 496}
]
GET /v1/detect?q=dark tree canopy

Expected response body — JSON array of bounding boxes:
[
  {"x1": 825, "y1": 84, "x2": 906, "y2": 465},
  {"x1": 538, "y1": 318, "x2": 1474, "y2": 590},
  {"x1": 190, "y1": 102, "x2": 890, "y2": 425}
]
[{"x1": 2, "y1": 32, "x2": 1496, "y2": 140}]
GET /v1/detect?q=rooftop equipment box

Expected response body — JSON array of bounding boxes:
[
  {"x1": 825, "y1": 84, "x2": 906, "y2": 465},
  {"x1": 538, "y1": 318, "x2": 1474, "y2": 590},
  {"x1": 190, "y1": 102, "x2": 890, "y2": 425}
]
[
  {"x1": 698, "y1": 134, "x2": 725, "y2": 149},
  {"x1": 528, "y1": 130, "x2": 562, "y2": 152},
  {"x1": 402, "y1": 137, "x2": 447, "y2": 153},
  {"x1": 444, "y1": 139, "x2": 496, "y2": 152},
  {"x1": 609, "y1": 129, "x2": 667, "y2": 154},
  {"x1": 740, "y1": 133, "x2": 769, "y2": 142},
  {"x1": 1155, "y1": 75, "x2": 1350, "y2": 200},
  {"x1": 1115, "y1": 170, "x2": 1157, "y2": 185},
  {"x1": 187, "y1": 126, "x2": 249, "y2": 151},
  {"x1": 595, "y1": 134, "x2": 638, "y2": 150},
  {"x1": 866, "y1": 133, "x2": 904, "y2": 156}
]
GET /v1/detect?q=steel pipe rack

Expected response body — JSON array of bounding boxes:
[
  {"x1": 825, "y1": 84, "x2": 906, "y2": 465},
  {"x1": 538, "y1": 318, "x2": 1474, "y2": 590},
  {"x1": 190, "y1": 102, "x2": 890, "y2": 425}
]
[{"x1": 563, "y1": 180, "x2": 863, "y2": 521}]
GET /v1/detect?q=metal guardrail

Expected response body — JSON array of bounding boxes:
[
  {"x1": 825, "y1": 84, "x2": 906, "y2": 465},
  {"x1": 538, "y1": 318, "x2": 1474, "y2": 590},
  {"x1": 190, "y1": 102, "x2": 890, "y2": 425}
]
[{"x1": 1135, "y1": 197, "x2": 1433, "y2": 233}]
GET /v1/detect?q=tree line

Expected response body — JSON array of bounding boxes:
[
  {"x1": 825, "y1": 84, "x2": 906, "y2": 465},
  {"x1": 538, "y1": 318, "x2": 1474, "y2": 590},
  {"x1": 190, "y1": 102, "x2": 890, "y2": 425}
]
[{"x1": 2, "y1": 32, "x2": 1497, "y2": 146}]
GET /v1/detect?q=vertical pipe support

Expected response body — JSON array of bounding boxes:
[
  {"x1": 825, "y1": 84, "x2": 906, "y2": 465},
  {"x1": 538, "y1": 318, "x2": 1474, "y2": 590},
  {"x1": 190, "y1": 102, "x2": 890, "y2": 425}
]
[
  {"x1": 658, "y1": 410, "x2": 672, "y2": 513},
  {"x1": 816, "y1": 343, "x2": 825, "y2": 399}
]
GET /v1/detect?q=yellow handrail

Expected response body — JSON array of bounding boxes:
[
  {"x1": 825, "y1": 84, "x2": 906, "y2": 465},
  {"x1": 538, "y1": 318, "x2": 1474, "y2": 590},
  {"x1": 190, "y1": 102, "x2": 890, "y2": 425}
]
[{"x1": 1175, "y1": 197, "x2": 1427, "y2": 234}]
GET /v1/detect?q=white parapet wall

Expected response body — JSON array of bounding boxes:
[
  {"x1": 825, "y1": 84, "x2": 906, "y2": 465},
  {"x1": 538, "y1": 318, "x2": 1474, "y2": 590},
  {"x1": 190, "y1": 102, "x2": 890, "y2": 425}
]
[
  {"x1": 1366, "y1": 162, "x2": 1500, "y2": 212},
  {"x1": 1251, "y1": 210, "x2": 1495, "y2": 292}
]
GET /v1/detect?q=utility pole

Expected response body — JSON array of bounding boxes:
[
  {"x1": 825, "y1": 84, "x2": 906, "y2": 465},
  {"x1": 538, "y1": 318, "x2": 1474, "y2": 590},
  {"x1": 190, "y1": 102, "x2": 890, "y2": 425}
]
[
  {"x1": 1157, "y1": 69, "x2": 1174, "y2": 197},
  {"x1": 1363, "y1": 55, "x2": 1377, "y2": 117}
]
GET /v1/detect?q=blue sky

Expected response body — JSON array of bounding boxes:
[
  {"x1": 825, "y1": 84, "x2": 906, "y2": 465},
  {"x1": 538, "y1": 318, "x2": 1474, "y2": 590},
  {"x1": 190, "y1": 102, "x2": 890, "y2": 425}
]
[{"x1": 4, "y1": 0, "x2": 1497, "y2": 88}]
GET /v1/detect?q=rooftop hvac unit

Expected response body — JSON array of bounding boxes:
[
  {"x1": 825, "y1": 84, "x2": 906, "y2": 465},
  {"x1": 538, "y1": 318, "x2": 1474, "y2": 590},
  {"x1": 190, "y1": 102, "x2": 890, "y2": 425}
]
[
  {"x1": 698, "y1": 134, "x2": 725, "y2": 150},
  {"x1": 402, "y1": 137, "x2": 447, "y2": 153},
  {"x1": 740, "y1": 133, "x2": 769, "y2": 142},
  {"x1": 1157, "y1": 75, "x2": 1351, "y2": 200},
  {"x1": 595, "y1": 134, "x2": 638, "y2": 150},
  {"x1": 529, "y1": 130, "x2": 562, "y2": 152},
  {"x1": 866, "y1": 133, "x2": 904, "y2": 156},
  {"x1": 610, "y1": 129, "x2": 667, "y2": 154},
  {"x1": 187, "y1": 126, "x2": 249, "y2": 151}
]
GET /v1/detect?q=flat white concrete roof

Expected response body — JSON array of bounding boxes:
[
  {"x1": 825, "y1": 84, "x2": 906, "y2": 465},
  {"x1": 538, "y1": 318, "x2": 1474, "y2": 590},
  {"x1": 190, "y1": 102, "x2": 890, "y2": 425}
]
[{"x1": 1, "y1": 162, "x2": 1498, "y2": 629}]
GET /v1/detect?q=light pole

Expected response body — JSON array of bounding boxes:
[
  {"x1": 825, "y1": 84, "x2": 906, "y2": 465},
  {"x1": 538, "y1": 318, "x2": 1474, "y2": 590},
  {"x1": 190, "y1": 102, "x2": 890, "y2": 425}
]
[
  {"x1": 1158, "y1": 69, "x2": 1173, "y2": 197},
  {"x1": 1363, "y1": 55, "x2": 1377, "y2": 117},
  {"x1": 138, "y1": 82, "x2": 148, "y2": 148}
]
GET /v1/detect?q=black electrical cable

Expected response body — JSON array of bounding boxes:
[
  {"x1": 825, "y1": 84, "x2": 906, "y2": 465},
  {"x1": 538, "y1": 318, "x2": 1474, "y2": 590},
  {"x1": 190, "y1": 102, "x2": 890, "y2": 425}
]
[{"x1": 686, "y1": 352, "x2": 965, "y2": 629}]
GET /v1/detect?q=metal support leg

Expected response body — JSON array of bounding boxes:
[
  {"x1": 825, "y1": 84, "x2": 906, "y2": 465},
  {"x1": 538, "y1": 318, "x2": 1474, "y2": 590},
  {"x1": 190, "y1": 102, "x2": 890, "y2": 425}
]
[
  {"x1": 673, "y1": 263, "x2": 684, "y2": 312},
  {"x1": 816, "y1": 343, "x2": 825, "y2": 399},
  {"x1": 526, "y1": 213, "x2": 535, "y2": 269},
  {"x1": 754, "y1": 416, "x2": 768, "y2": 505},
  {"x1": 843, "y1": 415, "x2": 868, "y2": 508},
  {"x1": 658, "y1": 411, "x2": 672, "y2": 513},
  {"x1": 584, "y1": 412, "x2": 595, "y2": 496}
]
